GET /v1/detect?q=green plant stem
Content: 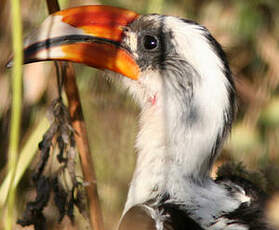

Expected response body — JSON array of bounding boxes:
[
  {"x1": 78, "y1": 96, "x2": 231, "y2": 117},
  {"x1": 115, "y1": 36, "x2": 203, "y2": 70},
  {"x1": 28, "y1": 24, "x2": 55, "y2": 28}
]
[{"x1": 6, "y1": 0, "x2": 23, "y2": 229}]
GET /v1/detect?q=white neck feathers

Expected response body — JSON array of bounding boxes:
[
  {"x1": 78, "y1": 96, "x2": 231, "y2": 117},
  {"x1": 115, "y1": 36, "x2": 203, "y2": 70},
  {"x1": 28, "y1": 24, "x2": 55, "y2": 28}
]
[{"x1": 121, "y1": 16, "x2": 236, "y2": 227}]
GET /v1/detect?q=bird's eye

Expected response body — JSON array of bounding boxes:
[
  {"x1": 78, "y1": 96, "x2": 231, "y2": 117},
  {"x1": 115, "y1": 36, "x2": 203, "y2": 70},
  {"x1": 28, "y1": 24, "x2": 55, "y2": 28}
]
[{"x1": 143, "y1": 35, "x2": 158, "y2": 50}]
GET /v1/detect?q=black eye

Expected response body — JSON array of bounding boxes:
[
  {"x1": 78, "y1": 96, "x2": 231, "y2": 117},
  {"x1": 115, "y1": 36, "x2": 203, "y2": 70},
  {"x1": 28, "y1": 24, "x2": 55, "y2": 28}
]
[{"x1": 143, "y1": 35, "x2": 158, "y2": 50}]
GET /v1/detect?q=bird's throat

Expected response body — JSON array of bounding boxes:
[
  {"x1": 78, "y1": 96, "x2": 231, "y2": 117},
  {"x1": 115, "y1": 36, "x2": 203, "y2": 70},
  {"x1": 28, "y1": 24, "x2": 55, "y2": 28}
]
[
  {"x1": 123, "y1": 97, "x2": 225, "y2": 214},
  {"x1": 123, "y1": 103, "x2": 241, "y2": 228}
]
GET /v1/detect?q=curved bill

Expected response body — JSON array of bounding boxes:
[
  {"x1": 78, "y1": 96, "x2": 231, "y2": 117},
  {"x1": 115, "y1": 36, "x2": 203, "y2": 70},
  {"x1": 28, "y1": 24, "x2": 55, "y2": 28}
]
[{"x1": 12, "y1": 5, "x2": 140, "y2": 80}]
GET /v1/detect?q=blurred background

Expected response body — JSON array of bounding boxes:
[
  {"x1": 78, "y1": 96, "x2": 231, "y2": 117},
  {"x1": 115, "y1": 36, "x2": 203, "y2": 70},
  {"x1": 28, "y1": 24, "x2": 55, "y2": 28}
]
[{"x1": 0, "y1": 0, "x2": 279, "y2": 229}]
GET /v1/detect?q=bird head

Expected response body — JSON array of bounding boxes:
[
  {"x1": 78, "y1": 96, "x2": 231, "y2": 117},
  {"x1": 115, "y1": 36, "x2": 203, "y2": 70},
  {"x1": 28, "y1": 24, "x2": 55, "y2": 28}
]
[{"x1": 17, "y1": 5, "x2": 236, "y2": 179}]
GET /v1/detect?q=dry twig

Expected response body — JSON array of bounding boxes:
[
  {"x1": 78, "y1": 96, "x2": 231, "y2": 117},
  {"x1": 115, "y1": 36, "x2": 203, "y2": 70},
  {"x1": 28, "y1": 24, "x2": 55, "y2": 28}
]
[{"x1": 45, "y1": 1, "x2": 105, "y2": 230}]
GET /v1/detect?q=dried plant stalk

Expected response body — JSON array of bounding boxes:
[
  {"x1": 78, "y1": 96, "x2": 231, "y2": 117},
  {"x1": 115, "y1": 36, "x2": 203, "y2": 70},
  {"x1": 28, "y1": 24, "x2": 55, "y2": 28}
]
[{"x1": 46, "y1": 1, "x2": 105, "y2": 230}]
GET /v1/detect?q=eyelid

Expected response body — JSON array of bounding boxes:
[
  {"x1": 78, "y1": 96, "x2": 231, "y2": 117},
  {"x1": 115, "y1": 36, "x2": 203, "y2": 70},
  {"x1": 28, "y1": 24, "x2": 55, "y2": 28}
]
[
  {"x1": 142, "y1": 34, "x2": 160, "y2": 51},
  {"x1": 121, "y1": 25, "x2": 131, "y2": 33}
]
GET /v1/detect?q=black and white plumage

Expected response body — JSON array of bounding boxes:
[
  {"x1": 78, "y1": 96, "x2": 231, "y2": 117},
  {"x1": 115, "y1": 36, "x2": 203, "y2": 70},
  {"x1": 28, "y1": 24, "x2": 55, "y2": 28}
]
[
  {"x1": 18, "y1": 5, "x2": 275, "y2": 230},
  {"x1": 118, "y1": 15, "x2": 263, "y2": 229},
  {"x1": 119, "y1": 173, "x2": 273, "y2": 230}
]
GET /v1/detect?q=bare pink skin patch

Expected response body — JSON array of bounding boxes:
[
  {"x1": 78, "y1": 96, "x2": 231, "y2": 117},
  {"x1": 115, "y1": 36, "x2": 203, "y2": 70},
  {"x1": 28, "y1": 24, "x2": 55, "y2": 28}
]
[{"x1": 149, "y1": 93, "x2": 157, "y2": 106}]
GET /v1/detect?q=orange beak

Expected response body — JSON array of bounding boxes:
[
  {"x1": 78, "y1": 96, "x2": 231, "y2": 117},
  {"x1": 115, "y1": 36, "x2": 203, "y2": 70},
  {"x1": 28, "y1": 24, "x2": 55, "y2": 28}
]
[{"x1": 18, "y1": 5, "x2": 140, "y2": 80}]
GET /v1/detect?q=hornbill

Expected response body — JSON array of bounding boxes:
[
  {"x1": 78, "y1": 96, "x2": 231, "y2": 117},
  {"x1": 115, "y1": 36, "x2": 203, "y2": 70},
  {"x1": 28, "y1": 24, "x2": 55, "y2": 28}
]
[{"x1": 14, "y1": 5, "x2": 275, "y2": 230}]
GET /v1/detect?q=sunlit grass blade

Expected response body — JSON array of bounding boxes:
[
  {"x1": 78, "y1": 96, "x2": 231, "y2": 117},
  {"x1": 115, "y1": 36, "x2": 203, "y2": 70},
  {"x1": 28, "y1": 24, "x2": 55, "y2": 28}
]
[{"x1": 5, "y1": 0, "x2": 23, "y2": 229}]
